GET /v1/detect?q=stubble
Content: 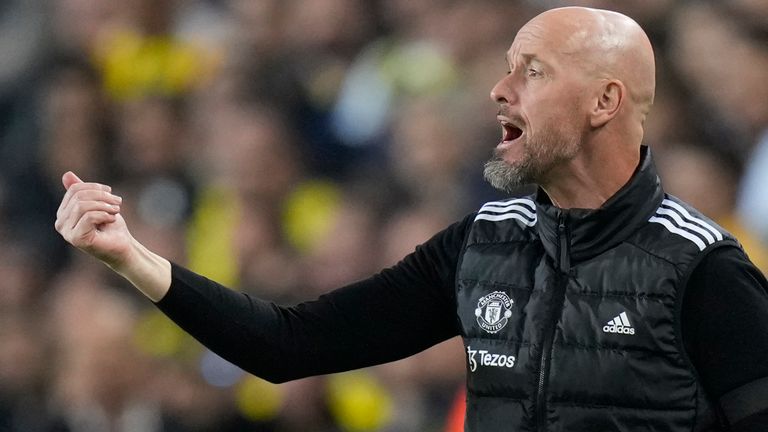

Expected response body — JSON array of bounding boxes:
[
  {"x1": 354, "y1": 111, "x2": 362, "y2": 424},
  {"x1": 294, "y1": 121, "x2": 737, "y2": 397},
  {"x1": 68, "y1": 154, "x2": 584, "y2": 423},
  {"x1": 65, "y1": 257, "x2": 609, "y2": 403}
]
[{"x1": 483, "y1": 126, "x2": 581, "y2": 193}]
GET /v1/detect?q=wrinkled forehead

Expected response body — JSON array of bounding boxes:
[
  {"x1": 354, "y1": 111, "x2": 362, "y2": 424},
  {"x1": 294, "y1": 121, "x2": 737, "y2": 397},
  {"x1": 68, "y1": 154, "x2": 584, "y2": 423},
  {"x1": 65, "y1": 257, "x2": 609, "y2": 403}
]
[{"x1": 507, "y1": 16, "x2": 590, "y2": 65}]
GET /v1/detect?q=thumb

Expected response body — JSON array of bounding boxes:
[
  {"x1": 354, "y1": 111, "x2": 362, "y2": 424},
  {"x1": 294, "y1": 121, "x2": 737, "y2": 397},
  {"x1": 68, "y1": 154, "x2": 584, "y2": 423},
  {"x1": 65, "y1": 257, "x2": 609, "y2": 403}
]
[{"x1": 62, "y1": 171, "x2": 83, "y2": 190}]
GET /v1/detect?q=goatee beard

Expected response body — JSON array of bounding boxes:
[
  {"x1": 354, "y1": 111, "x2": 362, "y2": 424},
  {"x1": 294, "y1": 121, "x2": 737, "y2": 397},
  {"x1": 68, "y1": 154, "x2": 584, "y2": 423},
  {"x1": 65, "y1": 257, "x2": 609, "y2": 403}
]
[
  {"x1": 483, "y1": 150, "x2": 536, "y2": 193},
  {"x1": 483, "y1": 127, "x2": 581, "y2": 194}
]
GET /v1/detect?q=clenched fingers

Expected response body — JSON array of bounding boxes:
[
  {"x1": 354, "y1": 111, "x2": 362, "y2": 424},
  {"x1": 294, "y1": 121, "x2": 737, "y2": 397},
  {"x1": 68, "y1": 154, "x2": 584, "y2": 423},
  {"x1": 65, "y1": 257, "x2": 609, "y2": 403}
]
[
  {"x1": 55, "y1": 200, "x2": 121, "y2": 233},
  {"x1": 57, "y1": 188, "x2": 122, "y2": 219},
  {"x1": 66, "y1": 211, "x2": 117, "y2": 246},
  {"x1": 59, "y1": 182, "x2": 117, "y2": 216}
]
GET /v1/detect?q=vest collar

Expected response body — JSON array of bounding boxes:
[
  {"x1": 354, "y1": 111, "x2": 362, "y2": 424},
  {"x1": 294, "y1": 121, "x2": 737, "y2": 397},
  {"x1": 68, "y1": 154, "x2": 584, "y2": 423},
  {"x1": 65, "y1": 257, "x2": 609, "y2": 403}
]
[{"x1": 534, "y1": 146, "x2": 664, "y2": 264}]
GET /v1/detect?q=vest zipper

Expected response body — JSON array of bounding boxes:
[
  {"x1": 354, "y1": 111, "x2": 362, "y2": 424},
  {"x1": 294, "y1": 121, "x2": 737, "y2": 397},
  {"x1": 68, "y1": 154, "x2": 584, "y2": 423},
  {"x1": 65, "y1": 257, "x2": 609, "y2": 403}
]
[{"x1": 536, "y1": 212, "x2": 571, "y2": 431}]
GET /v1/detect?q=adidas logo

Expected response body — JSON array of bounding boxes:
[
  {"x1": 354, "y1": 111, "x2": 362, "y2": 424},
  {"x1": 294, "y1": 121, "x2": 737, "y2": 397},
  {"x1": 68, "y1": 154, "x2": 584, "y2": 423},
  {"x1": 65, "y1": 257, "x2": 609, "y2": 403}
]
[{"x1": 602, "y1": 312, "x2": 635, "y2": 335}]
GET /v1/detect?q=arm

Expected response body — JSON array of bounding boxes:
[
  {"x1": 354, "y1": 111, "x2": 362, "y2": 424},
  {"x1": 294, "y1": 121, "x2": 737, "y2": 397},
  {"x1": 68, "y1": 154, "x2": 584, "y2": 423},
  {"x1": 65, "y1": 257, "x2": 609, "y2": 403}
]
[
  {"x1": 157, "y1": 252, "x2": 462, "y2": 383},
  {"x1": 55, "y1": 171, "x2": 470, "y2": 382},
  {"x1": 682, "y1": 246, "x2": 768, "y2": 430}
]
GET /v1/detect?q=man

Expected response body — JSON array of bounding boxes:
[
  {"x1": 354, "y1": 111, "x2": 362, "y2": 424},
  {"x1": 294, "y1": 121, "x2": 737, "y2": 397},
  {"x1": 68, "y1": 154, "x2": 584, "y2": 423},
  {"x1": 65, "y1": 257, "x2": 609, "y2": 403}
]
[{"x1": 55, "y1": 7, "x2": 768, "y2": 431}]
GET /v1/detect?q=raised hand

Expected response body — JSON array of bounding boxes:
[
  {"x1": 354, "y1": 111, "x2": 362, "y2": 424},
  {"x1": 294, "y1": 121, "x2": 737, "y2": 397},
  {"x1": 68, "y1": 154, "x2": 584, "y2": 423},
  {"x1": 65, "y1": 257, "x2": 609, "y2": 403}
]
[{"x1": 54, "y1": 171, "x2": 133, "y2": 268}]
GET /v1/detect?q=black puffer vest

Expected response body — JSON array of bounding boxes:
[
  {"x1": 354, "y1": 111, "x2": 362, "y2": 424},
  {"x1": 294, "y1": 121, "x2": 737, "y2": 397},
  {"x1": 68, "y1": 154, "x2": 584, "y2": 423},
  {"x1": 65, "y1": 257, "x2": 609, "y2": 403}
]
[{"x1": 456, "y1": 147, "x2": 739, "y2": 431}]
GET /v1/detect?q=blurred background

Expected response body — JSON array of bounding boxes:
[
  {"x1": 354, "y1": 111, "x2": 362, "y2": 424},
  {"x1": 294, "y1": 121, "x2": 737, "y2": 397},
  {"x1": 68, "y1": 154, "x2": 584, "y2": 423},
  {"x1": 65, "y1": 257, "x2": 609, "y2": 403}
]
[{"x1": 1, "y1": 0, "x2": 767, "y2": 431}]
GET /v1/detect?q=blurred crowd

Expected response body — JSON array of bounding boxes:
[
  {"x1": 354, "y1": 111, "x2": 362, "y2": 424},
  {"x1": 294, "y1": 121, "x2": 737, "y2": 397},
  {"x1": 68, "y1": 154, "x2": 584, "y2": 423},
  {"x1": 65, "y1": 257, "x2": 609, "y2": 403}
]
[{"x1": 1, "y1": 0, "x2": 767, "y2": 431}]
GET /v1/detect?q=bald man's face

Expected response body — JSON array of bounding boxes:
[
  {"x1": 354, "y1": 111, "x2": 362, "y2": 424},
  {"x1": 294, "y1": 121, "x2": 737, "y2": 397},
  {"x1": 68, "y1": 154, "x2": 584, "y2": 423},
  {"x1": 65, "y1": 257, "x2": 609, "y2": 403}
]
[
  {"x1": 484, "y1": 8, "x2": 656, "y2": 192},
  {"x1": 484, "y1": 16, "x2": 592, "y2": 191}
]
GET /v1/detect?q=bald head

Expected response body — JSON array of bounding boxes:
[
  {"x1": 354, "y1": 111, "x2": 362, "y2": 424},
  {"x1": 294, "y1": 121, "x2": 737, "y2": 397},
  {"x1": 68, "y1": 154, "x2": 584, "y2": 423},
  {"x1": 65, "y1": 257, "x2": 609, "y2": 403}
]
[{"x1": 522, "y1": 7, "x2": 656, "y2": 113}]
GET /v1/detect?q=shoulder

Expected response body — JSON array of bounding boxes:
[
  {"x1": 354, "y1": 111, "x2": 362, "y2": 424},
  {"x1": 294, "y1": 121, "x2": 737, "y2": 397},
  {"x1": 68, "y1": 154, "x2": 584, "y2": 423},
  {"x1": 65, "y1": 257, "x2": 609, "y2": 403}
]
[
  {"x1": 687, "y1": 246, "x2": 767, "y2": 298},
  {"x1": 473, "y1": 197, "x2": 537, "y2": 226},
  {"x1": 466, "y1": 196, "x2": 539, "y2": 245},
  {"x1": 635, "y1": 194, "x2": 739, "y2": 268}
]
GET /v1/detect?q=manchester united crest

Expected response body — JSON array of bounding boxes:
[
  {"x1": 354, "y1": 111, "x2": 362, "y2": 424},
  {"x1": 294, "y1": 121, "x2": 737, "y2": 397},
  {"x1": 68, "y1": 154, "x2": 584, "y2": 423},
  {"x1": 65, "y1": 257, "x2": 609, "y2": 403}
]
[{"x1": 475, "y1": 291, "x2": 513, "y2": 334}]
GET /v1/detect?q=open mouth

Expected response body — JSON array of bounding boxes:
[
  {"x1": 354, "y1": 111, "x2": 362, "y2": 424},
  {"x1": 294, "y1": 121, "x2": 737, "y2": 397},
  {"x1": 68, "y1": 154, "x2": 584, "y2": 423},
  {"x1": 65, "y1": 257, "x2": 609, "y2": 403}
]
[{"x1": 500, "y1": 121, "x2": 523, "y2": 143}]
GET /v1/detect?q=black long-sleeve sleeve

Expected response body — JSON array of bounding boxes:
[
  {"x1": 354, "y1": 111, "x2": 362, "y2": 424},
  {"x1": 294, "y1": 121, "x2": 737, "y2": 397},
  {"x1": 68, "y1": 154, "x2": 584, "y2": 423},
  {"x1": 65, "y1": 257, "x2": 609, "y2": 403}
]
[
  {"x1": 155, "y1": 215, "x2": 473, "y2": 383},
  {"x1": 682, "y1": 246, "x2": 768, "y2": 430}
]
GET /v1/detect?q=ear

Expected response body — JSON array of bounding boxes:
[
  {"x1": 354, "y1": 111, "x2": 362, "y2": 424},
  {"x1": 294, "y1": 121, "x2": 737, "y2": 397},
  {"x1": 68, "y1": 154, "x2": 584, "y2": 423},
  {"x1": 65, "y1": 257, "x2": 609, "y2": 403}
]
[{"x1": 590, "y1": 80, "x2": 624, "y2": 128}]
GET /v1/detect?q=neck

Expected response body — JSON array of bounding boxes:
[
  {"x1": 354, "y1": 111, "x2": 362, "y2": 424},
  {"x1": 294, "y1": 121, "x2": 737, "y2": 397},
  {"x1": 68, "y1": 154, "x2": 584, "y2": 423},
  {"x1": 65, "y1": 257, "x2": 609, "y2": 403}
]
[{"x1": 540, "y1": 144, "x2": 640, "y2": 209}]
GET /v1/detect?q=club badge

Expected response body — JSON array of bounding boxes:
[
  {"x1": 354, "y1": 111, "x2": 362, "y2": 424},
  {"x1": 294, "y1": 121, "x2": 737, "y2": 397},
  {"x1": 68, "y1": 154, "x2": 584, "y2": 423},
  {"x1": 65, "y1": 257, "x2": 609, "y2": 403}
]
[{"x1": 475, "y1": 291, "x2": 513, "y2": 334}]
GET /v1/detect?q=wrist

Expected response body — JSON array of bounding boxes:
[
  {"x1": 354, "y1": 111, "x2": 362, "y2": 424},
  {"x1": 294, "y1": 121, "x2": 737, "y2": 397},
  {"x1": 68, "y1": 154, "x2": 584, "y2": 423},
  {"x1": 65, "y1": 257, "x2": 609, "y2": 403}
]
[
  {"x1": 102, "y1": 236, "x2": 140, "y2": 275},
  {"x1": 109, "y1": 238, "x2": 172, "y2": 302}
]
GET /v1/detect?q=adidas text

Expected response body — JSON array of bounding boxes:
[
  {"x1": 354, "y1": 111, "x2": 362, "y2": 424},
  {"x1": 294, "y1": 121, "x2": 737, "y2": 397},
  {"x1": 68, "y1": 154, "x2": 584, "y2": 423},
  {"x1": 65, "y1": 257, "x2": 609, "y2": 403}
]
[{"x1": 602, "y1": 324, "x2": 635, "y2": 335}]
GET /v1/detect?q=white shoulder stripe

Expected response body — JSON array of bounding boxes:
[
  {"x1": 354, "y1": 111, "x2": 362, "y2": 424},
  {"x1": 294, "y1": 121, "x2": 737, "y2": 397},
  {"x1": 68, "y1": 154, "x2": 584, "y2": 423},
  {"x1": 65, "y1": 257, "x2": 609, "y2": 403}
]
[
  {"x1": 661, "y1": 199, "x2": 723, "y2": 241},
  {"x1": 475, "y1": 198, "x2": 537, "y2": 226},
  {"x1": 649, "y1": 216, "x2": 706, "y2": 250},
  {"x1": 481, "y1": 198, "x2": 536, "y2": 211},
  {"x1": 478, "y1": 203, "x2": 536, "y2": 219},
  {"x1": 655, "y1": 207, "x2": 716, "y2": 244},
  {"x1": 475, "y1": 212, "x2": 537, "y2": 226}
]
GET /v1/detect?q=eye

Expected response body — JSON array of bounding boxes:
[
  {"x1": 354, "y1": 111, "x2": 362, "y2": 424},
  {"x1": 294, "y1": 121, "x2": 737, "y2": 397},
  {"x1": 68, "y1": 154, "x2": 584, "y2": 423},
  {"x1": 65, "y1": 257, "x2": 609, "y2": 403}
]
[{"x1": 527, "y1": 68, "x2": 541, "y2": 78}]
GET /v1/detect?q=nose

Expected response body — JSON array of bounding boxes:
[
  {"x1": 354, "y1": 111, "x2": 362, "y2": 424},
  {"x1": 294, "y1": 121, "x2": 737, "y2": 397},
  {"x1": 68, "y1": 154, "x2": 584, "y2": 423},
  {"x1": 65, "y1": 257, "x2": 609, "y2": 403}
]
[{"x1": 490, "y1": 75, "x2": 514, "y2": 105}]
